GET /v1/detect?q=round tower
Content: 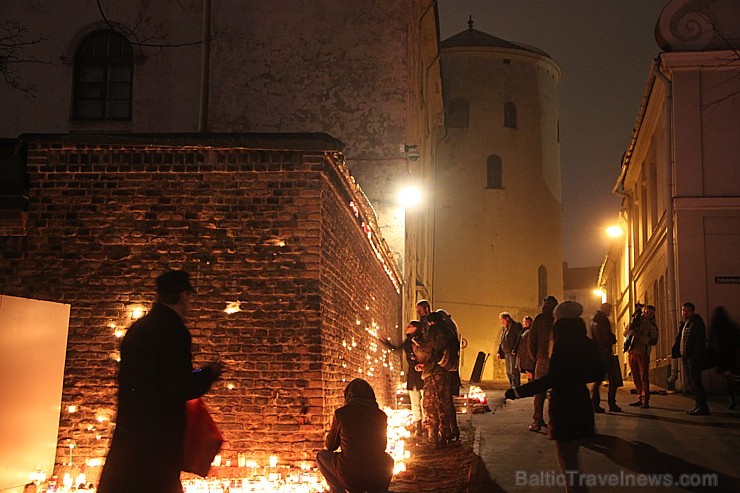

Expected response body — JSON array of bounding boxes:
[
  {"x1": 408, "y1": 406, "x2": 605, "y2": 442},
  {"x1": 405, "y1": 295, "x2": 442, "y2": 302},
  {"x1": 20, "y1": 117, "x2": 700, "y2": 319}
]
[{"x1": 434, "y1": 19, "x2": 563, "y2": 381}]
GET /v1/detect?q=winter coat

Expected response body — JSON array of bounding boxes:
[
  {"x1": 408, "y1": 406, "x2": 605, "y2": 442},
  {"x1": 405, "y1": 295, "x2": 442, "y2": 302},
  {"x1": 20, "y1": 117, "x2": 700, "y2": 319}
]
[
  {"x1": 515, "y1": 317, "x2": 605, "y2": 441},
  {"x1": 528, "y1": 309, "x2": 555, "y2": 374},
  {"x1": 515, "y1": 329, "x2": 536, "y2": 373},
  {"x1": 402, "y1": 335, "x2": 424, "y2": 391},
  {"x1": 98, "y1": 303, "x2": 218, "y2": 493},
  {"x1": 590, "y1": 310, "x2": 616, "y2": 358},
  {"x1": 624, "y1": 316, "x2": 655, "y2": 355},
  {"x1": 323, "y1": 379, "x2": 394, "y2": 491},
  {"x1": 681, "y1": 314, "x2": 707, "y2": 362},
  {"x1": 499, "y1": 321, "x2": 523, "y2": 355}
]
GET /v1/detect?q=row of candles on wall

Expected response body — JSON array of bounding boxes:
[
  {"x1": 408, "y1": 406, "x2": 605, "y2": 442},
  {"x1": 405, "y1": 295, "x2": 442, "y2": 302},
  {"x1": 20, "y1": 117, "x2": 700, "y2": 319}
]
[
  {"x1": 31, "y1": 385, "x2": 486, "y2": 491},
  {"x1": 28, "y1": 407, "x2": 414, "y2": 492},
  {"x1": 26, "y1": 296, "x2": 405, "y2": 492}
]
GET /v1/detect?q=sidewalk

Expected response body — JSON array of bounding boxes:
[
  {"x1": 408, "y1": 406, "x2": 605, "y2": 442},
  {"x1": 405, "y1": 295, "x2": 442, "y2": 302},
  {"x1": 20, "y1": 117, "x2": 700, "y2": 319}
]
[{"x1": 472, "y1": 382, "x2": 740, "y2": 492}]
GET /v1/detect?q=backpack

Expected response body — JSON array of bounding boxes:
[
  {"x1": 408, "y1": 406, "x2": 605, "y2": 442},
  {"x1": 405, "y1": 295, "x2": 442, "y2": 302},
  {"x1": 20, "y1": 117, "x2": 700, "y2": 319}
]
[
  {"x1": 433, "y1": 311, "x2": 460, "y2": 372},
  {"x1": 648, "y1": 322, "x2": 659, "y2": 346}
]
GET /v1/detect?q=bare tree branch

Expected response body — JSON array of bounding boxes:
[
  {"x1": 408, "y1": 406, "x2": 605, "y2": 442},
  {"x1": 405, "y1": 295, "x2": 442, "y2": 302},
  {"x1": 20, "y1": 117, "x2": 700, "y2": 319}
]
[
  {"x1": 1, "y1": 17, "x2": 50, "y2": 97},
  {"x1": 96, "y1": 0, "x2": 207, "y2": 49}
]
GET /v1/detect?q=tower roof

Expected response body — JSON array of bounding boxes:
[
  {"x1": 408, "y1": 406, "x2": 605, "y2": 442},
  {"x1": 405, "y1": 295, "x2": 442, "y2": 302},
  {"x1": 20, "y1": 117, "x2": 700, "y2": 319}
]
[{"x1": 442, "y1": 16, "x2": 551, "y2": 58}]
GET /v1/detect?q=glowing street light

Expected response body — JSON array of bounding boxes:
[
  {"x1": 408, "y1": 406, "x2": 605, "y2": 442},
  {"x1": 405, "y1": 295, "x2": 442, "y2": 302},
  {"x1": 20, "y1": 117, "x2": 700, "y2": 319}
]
[
  {"x1": 398, "y1": 186, "x2": 421, "y2": 208},
  {"x1": 593, "y1": 288, "x2": 607, "y2": 303},
  {"x1": 606, "y1": 225, "x2": 623, "y2": 237}
]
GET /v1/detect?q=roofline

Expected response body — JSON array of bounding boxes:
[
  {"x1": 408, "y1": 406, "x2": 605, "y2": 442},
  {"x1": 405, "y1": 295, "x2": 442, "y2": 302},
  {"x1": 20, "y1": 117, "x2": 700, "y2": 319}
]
[{"x1": 17, "y1": 132, "x2": 346, "y2": 152}]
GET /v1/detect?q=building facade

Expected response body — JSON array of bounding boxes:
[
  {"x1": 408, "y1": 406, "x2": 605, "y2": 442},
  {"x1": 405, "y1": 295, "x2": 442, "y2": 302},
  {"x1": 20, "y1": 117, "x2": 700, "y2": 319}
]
[
  {"x1": 434, "y1": 20, "x2": 563, "y2": 380},
  {"x1": 1, "y1": 0, "x2": 443, "y2": 479},
  {"x1": 0, "y1": 133, "x2": 402, "y2": 475},
  {"x1": 1, "y1": 0, "x2": 443, "y2": 326},
  {"x1": 598, "y1": 0, "x2": 740, "y2": 390}
]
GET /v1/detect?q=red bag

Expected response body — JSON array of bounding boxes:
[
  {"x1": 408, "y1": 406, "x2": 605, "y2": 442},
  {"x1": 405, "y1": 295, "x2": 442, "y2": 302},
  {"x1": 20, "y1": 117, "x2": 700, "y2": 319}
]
[{"x1": 183, "y1": 398, "x2": 224, "y2": 477}]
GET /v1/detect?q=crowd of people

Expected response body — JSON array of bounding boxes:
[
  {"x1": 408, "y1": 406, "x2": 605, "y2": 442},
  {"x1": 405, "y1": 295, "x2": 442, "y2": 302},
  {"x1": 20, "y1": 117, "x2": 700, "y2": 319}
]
[
  {"x1": 97, "y1": 269, "x2": 739, "y2": 493},
  {"x1": 498, "y1": 297, "x2": 739, "y2": 492}
]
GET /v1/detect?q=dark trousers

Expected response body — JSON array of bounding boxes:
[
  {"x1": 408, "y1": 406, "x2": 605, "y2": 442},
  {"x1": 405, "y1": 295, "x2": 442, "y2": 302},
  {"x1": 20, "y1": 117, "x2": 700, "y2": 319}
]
[
  {"x1": 316, "y1": 450, "x2": 392, "y2": 493},
  {"x1": 687, "y1": 359, "x2": 708, "y2": 410},
  {"x1": 533, "y1": 361, "x2": 549, "y2": 424},
  {"x1": 591, "y1": 378, "x2": 618, "y2": 408}
]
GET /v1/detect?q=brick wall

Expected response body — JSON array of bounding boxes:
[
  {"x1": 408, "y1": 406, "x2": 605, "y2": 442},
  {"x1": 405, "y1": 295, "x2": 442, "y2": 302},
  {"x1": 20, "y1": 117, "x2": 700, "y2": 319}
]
[{"x1": 0, "y1": 134, "x2": 402, "y2": 476}]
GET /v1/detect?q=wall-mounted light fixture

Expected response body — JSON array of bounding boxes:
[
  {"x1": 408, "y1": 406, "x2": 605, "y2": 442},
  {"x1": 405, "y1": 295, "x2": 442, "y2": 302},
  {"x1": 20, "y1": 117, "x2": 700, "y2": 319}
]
[{"x1": 400, "y1": 144, "x2": 421, "y2": 162}]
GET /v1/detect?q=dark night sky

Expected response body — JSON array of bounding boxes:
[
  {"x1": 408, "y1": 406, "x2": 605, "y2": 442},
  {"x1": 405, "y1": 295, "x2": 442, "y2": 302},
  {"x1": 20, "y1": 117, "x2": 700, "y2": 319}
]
[{"x1": 437, "y1": 0, "x2": 668, "y2": 267}]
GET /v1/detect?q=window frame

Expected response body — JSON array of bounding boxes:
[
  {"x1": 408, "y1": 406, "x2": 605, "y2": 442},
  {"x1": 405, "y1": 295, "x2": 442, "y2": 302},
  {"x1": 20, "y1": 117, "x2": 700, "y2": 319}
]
[
  {"x1": 504, "y1": 102, "x2": 517, "y2": 129},
  {"x1": 72, "y1": 29, "x2": 133, "y2": 121}
]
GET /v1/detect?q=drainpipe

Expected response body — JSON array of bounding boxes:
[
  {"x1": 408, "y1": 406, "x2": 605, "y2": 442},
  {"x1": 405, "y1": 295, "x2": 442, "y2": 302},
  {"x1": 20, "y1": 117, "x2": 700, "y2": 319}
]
[
  {"x1": 612, "y1": 187, "x2": 635, "y2": 320},
  {"x1": 198, "y1": 0, "x2": 212, "y2": 132},
  {"x1": 654, "y1": 59, "x2": 680, "y2": 386}
]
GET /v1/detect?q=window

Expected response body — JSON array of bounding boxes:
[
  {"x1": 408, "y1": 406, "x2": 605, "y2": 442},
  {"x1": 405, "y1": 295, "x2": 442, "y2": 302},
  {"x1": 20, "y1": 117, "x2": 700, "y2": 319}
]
[
  {"x1": 446, "y1": 97, "x2": 469, "y2": 128},
  {"x1": 504, "y1": 102, "x2": 517, "y2": 128},
  {"x1": 73, "y1": 30, "x2": 133, "y2": 119},
  {"x1": 538, "y1": 266, "x2": 548, "y2": 303},
  {"x1": 486, "y1": 155, "x2": 503, "y2": 189}
]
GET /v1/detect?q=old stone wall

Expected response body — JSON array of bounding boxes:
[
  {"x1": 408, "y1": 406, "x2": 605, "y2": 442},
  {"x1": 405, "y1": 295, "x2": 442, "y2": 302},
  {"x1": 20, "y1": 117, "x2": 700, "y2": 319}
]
[{"x1": 0, "y1": 134, "x2": 402, "y2": 475}]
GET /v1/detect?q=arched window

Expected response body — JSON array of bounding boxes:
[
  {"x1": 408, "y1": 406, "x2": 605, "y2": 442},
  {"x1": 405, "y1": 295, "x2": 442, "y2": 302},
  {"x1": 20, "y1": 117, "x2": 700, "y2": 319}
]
[
  {"x1": 486, "y1": 155, "x2": 503, "y2": 189},
  {"x1": 538, "y1": 265, "x2": 548, "y2": 302},
  {"x1": 73, "y1": 30, "x2": 133, "y2": 119},
  {"x1": 504, "y1": 102, "x2": 517, "y2": 128},
  {"x1": 446, "y1": 97, "x2": 469, "y2": 128}
]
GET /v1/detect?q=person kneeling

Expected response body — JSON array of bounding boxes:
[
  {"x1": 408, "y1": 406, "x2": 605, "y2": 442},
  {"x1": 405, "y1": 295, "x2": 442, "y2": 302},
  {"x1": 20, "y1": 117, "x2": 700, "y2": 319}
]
[{"x1": 317, "y1": 378, "x2": 394, "y2": 493}]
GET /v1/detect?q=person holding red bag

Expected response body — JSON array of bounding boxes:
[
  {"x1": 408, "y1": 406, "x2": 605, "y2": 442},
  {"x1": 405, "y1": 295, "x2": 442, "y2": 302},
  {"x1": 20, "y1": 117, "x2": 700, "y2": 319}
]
[{"x1": 98, "y1": 270, "x2": 222, "y2": 493}]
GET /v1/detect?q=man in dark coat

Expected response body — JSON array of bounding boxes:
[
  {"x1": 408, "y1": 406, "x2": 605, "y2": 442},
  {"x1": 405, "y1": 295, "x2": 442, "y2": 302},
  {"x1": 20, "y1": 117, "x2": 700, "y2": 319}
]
[
  {"x1": 498, "y1": 312, "x2": 524, "y2": 388},
  {"x1": 589, "y1": 302, "x2": 622, "y2": 413},
  {"x1": 505, "y1": 301, "x2": 605, "y2": 491},
  {"x1": 98, "y1": 270, "x2": 221, "y2": 493},
  {"x1": 527, "y1": 295, "x2": 558, "y2": 431},
  {"x1": 680, "y1": 301, "x2": 709, "y2": 415},
  {"x1": 317, "y1": 379, "x2": 394, "y2": 493}
]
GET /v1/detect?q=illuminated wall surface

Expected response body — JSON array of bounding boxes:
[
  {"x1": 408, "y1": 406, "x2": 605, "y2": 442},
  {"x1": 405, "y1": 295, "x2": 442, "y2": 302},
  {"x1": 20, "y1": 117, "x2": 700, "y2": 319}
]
[
  {"x1": 0, "y1": 295, "x2": 69, "y2": 492},
  {"x1": 0, "y1": 134, "x2": 402, "y2": 481}
]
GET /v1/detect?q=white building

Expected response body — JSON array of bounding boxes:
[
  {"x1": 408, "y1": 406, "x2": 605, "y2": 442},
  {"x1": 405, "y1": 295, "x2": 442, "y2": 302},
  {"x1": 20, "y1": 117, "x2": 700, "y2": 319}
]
[{"x1": 599, "y1": 0, "x2": 740, "y2": 390}]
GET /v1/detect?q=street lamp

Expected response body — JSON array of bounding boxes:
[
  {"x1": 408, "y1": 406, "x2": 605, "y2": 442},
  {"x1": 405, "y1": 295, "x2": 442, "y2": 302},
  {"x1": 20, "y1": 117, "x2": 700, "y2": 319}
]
[
  {"x1": 593, "y1": 288, "x2": 606, "y2": 304},
  {"x1": 606, "y1": 225, "x2": 623, "y2": 237},
  {"x1": 398, "y1": 186, "x2": 421, "y2": 208}
]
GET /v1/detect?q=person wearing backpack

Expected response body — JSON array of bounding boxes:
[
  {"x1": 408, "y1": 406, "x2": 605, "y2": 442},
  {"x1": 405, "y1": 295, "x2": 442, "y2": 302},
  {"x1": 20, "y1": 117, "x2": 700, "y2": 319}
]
[
  {"x1": 644, "y1": 305, "x2": 660, "y2": 348},
  {"x1": 412, "y1": 310, "x2": 458, "y2": 448},
  {"x1": 623, "y1": 304, "x2": 655, "y2": 409}
]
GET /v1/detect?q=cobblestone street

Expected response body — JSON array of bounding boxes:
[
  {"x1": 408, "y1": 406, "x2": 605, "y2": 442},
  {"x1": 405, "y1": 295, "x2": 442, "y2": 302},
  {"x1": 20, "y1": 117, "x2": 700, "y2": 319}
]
[{"x1": 392, "y1": 381, "x2": 740, "y2": 493}]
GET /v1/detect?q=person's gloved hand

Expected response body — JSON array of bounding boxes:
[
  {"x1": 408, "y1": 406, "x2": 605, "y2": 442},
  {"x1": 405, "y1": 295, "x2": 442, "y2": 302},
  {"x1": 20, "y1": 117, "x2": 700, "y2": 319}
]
[{"x1": 504, "y1": 388, "x2": 517, "y2": 400}]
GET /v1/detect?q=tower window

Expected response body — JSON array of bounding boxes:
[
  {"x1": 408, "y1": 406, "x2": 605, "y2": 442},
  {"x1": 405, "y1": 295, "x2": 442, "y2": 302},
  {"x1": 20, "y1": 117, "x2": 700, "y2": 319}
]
[
  {"x1": 446, "y1": 97, "x2": 469, "y2": 128},
  {"x1": 73, "y1": 30, "x2": 133, "y2": 120},
  {"x1": 486, "y1": 155, "x2": 503, "y2": 189},
  {"x1": 504, "y1": 102, "x2": 517, "y2": 128}
]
